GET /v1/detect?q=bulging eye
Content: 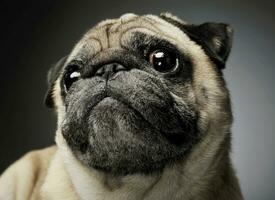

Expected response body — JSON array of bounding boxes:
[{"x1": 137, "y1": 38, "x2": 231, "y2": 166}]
[
  {"x1": 148, "y1": 49, "x2": 179, "y2": 73},
  {"x1": 63, "y1": 65, "x2": 81, "y2": 93}
]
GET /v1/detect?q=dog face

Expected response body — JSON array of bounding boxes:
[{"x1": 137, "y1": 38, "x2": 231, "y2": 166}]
[{"x1": 45, "y1": 13, "x2": 233, "y2": 176}]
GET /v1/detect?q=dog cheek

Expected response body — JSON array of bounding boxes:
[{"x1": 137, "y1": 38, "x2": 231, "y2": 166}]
[{"x1": 61, "y1": 116, "x2": 90, "y2": 154}]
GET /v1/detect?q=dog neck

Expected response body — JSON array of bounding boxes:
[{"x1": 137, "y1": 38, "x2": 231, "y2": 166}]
[{"x1": 41, "y1": 128, "x2": 241, "y2": 200}]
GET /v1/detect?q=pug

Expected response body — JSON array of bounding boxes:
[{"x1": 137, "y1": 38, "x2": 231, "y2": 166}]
[{"x1": 0, "y1": 13, "x2": 243, "y2": 200}]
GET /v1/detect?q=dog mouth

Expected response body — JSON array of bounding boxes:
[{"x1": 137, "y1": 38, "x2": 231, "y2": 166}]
[
  {"x1": 93, "y1": 95, "x2": 195, "y2": 147},
  {"x1": 89, "y1": 88, "x2": 185, "y2": 134},
  {"x1": 61, "y1": 70, "x2": 198, "y2": 175},
  {"x1": 64, "y1": 69, "x2": 197, "y2": 143}
]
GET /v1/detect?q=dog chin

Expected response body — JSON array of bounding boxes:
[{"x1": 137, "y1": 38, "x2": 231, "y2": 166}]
[{"x1": 61, "y1": 72, "x2": 198, "y2": 175}]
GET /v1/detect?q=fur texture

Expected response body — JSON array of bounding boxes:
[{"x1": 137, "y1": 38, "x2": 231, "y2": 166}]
[{"x1": 0, "y1": 13, "x2": 243, "y2": 200}]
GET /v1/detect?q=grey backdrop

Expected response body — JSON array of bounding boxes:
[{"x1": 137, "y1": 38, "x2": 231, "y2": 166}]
[{"x1": 0, "y1": 0, "x2": 274, "y2": 199}]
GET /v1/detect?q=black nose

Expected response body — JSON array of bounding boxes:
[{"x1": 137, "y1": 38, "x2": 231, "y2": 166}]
[{"x1": 94, "y1": 63, "x2": 126, "y2": 79}]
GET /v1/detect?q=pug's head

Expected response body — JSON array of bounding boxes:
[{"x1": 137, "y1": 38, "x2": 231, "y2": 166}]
[{"x1": 45, "y1": 13, "x2": 233, "y2": 176}]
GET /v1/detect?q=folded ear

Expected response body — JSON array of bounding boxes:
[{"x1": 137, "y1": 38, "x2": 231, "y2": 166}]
[
  {"x1": 183, "y1": 23, "x2": 233, "y2": 69},
  {"x1": 44, "y1": 56, "x2": 67, "y2": 108},
  {"x1": 160, "y1": 13, "x2": 233, "y2": 69}
]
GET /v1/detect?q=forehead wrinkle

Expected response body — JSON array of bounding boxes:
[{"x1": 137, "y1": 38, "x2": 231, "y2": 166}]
[
  {"x1": 117, "y1": 17, "x2": 168, "y2": 47},
  {"x1": 96, "y1": 19, "x2": 118, "y2": 28},
  {"x1": 119, "y1": 26, "x2": 159, "y2": 46},
  {"x1": 82, "y1": 20, "x2": 116, "y2": 43},
  {"x1": 67, "y1": 22, "x2": 119, "y2": 63},
  {"x1": 74, "y1": 15, "x2": 177, "y2": 59},
  {"x1": 109, "y1": 17, "x2": 131, "y2": 33},
  {"x1": 143, "y1": 15, "x2": 202, "y2": 53},
  {"x1": 109, "y1": 15, "x2": 145, "y2": 33},
  {"x1": 110, "y1": 15, "x2": 163, "y2": 36},
  {"x1": 118, "y1": 15, "x2": 190, "y2": 48},
  {"x1": 119, "y1": 26, "x2": 180, "y2": 51},
  {"x1": 67, "y1": 37, "x2": 103, "y2": 64},
  {"x1": 69, "y1": 14, "x2": 209, "y2": 71},
  {"x1": 106, "y1": 16, "x2": 161, "y2": 49},
  {"x1": 84, "y1": 37, "x2": 102, "y2": 52}
]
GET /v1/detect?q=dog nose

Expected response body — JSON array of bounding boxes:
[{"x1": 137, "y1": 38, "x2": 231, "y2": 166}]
[{"x1": 94, "y1": 63, "x2": 126, "y2": 79}]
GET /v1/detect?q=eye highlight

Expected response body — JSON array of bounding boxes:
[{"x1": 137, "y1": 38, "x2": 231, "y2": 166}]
[
  {"x1": 148, "y1": 49, "x2": 179, "y2": 73},
  {"x1": 63, "y1": 65, "x2": 81, "y2": 93}
]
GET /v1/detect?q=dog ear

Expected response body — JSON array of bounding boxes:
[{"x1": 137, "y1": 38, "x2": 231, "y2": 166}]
[
  {"x1": 160, "y1": 13, "x2": 233, "y2": 69},
  {"x1": 183, "y1": 23, "x2": 233, "y2": 69},
  {"x1": 44, "y1": 56, "x2": 67, "y2": 108}
]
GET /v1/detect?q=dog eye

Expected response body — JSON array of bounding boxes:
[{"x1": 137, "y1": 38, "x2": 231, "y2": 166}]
[
  {"x1": 63, "y1": 65, "x2": 81, "y2": 93},
  {"x1": 148, "y1": 49, "x2": 179, "y2": 73}
]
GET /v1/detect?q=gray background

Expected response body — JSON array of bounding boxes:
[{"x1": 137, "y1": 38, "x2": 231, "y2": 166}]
[{"x1": 0, "y1": 0, "x2": 274, "y2": 199}]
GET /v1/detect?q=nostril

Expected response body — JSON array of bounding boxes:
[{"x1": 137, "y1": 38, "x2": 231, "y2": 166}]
[
  {"x1": 95, "y1": 66, "x2": 105, "y2": 76},
  {"x1": 94, "y1": 63, "x2": 126, "y2": 78},
  {"x1": 114, "y1": 64, "x2": 126, "y2": 72}
]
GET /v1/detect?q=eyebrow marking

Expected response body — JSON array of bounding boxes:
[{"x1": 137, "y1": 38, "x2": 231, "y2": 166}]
[
  {"x1": 118, "y1": 16, "x2": 166, "y2": 43},
  {"x1": 119, "y1": 26, "x2": 159, "y2": 48}
]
